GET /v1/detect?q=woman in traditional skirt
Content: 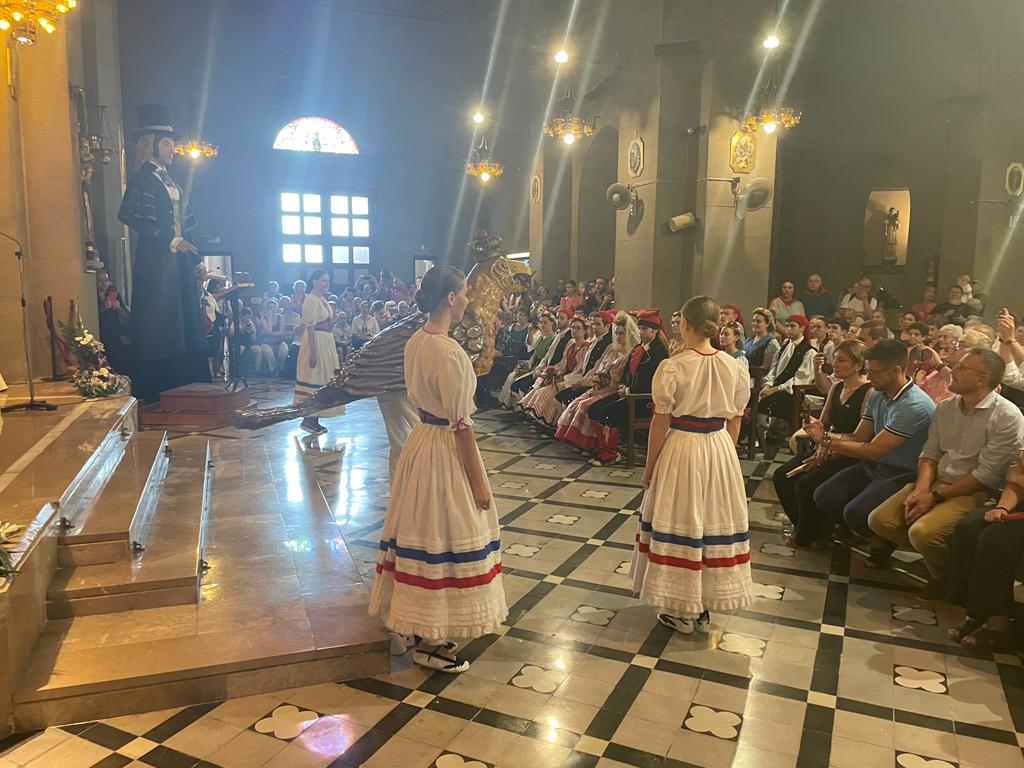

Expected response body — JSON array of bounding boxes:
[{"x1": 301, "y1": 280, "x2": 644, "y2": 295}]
[
  {"x1": 631, "y1": 296, "x2": 753, "y2": 634},
  {"x1": 497, "y1": 312, "x2": 557, "y2": 409},
  {"x1": 369, "y1": 265, "x2": 507, "y2": 673},
  {"x1": 555, "y1": 311, "x2": 637, "y2": 453},
  {"x1": 519, "y1": 317, "x2": 591, "y2": 428},
  {"x1": 295, "y1": 270, "x2": 344, "y2": 435}
]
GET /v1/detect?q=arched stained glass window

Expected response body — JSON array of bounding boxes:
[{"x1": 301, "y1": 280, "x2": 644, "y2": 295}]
[{"x1": 273, "y1": 116, "x2": 360, "y2": 155}]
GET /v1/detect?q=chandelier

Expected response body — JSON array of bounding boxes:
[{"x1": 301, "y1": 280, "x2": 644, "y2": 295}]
[
  {"x1": 465, "y1": 136, "x2": 502, "y2": 183},
  {"x1": 741, "y1": 32, "x2": 801, "y2": 134},
  {"x1": 741, "y1": 106, "x2": 801, "y2": 135},
  {"x1": 175, "y1": 139, "x2": 219, "y2": 160},
  {"x1": 0, "y1": 0, "x2": 78, "y2": 46},
  {"x1": 544, "y1": 83, "x2": 596, "y2": 145}
]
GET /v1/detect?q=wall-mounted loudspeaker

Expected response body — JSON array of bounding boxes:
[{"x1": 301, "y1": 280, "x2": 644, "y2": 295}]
[
  {"x1": 605, "y1": 183, "x2": 635, "y2": 211},
  {"x1": 667, "y1": 212, "x2": 696, "y2": 232},
  {"x1": 735, "y1": 178, "x2": 772, "y2": 220}
]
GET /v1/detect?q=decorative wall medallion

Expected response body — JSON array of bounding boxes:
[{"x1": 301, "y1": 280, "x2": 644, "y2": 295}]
[
  {"x1": 530, "y1": 173, "x2": 542, "y2": 205},
  {"x1": 1005, "y1": 162, "x2": 1024, "y2": 197},
  {"x1": 730, "y1": 130, "x2": 757, "y2": 174},
  {"x1": 628, "y1": 133, "x2": 645, "y2": 178}
]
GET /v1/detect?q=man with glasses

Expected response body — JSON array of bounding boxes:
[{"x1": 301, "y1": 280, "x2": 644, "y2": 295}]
[
  {"x1": 839, "y1": 277, "x2": 877, "y2": 327},
  {"x1": 866, "y1": 348, "x2": 1023, "y2": 599},
  {"x1": 806, "y1": 340, "x2": 936, "y2": 543}
]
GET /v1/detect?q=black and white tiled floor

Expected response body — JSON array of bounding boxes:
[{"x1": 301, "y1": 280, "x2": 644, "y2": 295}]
[{"x1": 3, "y1": 384, "x2": 1024, "y2": 768}]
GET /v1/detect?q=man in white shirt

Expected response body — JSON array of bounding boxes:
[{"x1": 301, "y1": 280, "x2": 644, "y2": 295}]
[
  {"x1": 350, "y1": 301, "x2": 380, "y2": 350},
  {"x1": 839, "y1": 277, "x2": 878, "y2": 327}
]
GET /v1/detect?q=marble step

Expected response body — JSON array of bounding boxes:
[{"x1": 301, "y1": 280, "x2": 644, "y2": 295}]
[
  {"x1": 58, "y1": 430, "x2": 170, "y2": 567},
  {"x1": 45, "y1": 438, "x2": 213, "y2": 619}
]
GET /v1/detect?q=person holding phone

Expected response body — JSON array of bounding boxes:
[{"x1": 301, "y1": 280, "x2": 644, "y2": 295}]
[{"x1": 369, "y1": 266, "x2": 507, "y2": 673}]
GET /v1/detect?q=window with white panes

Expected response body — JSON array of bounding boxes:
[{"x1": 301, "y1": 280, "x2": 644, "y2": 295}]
[{"x1": 278, "y1": 190, "x2": 374, "y2": 288}]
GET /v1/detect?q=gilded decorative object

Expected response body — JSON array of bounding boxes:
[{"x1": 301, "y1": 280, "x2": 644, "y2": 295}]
[
  {"x1": 628, "y1": 134, "x2": 644, "y2": 178},
  {"x1": 741, "y1": 107, "x2": 801, "y2": 134},
  {"x1": 544, "y1": 82, "x2": 597, "y2": 144},
  {"x1": 530, "y1": 173, "x2": 542, "y2": 205},
  {"x1": 465, "y1": 136, "x2": 503, "y2": 182},
  {"x1": 0, "y1": 0, "x2": 77, "y2": 45},
  {"x1": 729, "y1": 130, "x2": 756, "y2": 174},
  {"x1": 175, "y1": 139, "x2": 218, "y2": 160},
  {"x1": 235, "y1": 231, "x2": 532, "y2": 429}
]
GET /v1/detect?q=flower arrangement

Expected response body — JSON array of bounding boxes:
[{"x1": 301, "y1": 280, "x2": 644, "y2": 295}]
[
  {"x1": 59, "y1": 319, "x2": 128, "y2": 398},
  {"x1": 0, "y1": 521, "x2": 23, "y2": 580}
]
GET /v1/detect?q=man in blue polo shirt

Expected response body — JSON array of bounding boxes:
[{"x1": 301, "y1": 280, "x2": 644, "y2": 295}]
[{"x1": 805, "y1": 339, "x2": 936, "y2": 539}]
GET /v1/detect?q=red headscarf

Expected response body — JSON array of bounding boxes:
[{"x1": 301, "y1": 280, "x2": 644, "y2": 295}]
[
  {"x1": 723, "y1": 303, "x2": 745, "y2": 327},
  {"x1": 596, "y1": 310, "x2": 616, "y2": 327},
  {"x1": 785, "y1": 313, "x2": 811, "y2": 343}
]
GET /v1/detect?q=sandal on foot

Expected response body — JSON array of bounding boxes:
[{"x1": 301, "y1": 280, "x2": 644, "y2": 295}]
[
  {"x1": 412, "y1": 648, "x2": 470, "y2": 673},
  {"x1": 695, "y1": 610, "x2": 711, "y2": 635},
  {"x1": 961, "y1": 626, "x2": 1011, "y2": 652},
  {"x1": 657, "y1": 613, "x2": 694, "y2": 635},
  {"x1": 947, "y1": 618, "x2": 982, "y2": 643}
]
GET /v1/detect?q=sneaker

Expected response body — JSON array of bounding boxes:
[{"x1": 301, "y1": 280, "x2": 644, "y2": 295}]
[
  {"x1": 917, "y1": 578, "x2": 948, "y2": 603},
  {"x1": 412, "y1": 648, "x2": 470, "y2": 673},
  {"x1": 657, "y1": 613, "x2": 694, "y2": 635},
  {"x1": 694, "y1": 610, "x2": 711, "y2": 634}
]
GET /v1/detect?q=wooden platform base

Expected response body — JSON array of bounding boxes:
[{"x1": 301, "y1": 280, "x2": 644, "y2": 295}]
[{"x1": 139, "y1": 384, "x2": 254, "y2": 430}]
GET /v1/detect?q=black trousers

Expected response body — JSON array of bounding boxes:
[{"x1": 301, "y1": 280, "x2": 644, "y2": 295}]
[
  {"x1": 772, "y1": 455, "x2": 858, "y2": 545},
  {"x1": 555, "y1": 386, "x2": 585, "y2": 405},
  {"x1": 590, "y1": 395, "x2": 652, "y2": 433},
  {"x1": 948, "y1": 510, "x2": 1024, "y2": 621},
  {"x1": 758, "y1": 390, "x2": 793, "y2": 418},
  {"x1": 511, "y1": 373, "x2": 535, "y2": 394}
]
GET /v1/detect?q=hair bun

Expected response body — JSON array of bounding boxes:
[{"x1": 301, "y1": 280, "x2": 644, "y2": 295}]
[{"x1": 414, "y1": 287, "x2": 436, "y2": 314}]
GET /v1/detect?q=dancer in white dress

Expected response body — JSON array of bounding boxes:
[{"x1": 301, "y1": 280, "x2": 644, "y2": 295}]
[
  {"x1": 631, "y1": 296, "x2": 754, "y2": 634},
  {"x1": 369, "y1": 265, "x2": 507, "y2": 673},
  {"x1": 294, "y1": 270, "x2": 344, "y2": 435}
]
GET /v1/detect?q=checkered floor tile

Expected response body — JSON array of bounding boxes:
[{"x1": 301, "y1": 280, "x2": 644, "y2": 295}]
[{"x1": 3, "y1": 382, "x2": 1023, "y2": 768}]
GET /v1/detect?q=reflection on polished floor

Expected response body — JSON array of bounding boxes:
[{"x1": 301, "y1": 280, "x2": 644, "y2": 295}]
[{"x1": 3, "y1": 381, "x2": 1024, "y2": 768}]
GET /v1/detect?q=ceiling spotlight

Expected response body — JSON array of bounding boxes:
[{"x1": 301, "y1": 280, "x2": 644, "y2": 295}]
[
  {"x1": 763, "y1": 35, "x2": 780, "y2": 49},
  {"x1": 762, "y1": 120, "x2": 778, "y2": 134},
  {"x1": 553, "y1": 49, "x2": 569, "y2": 64},
  {"x1": 562, "y1": 133, "x2": 575, "y2": 145},
  {"x1": 472, "y1": 111, "x2": 484, "y2": 124}
]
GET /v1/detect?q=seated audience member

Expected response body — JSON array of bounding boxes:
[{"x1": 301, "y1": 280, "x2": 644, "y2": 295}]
[
  {"x1": 743, "y1": 308, "x2": 781, "y2": 372},
  {"x1": 588, "y1": 310, "x2": 670, "y2": 465},
  {"x1": 719, "y1": 304, "x2": 746, "y2": 342},
  {"x1": 505, "y1": 308, "x2": 573, "y2": 401},
  {"x1": 291, "y1": 279, "x2": 306, "y2": 311},
  {"x1": 236, "y1": 306, "x2": 259, "y2": 373},
  {"x1": 255, "y1": 298, "x2": 281, "y2": 376},
  {"x1": 905, "y1": 322, "x2": 942, "y2": 377},
  {"x1": 201, "y1": 277, "x2": 226, "y2": 379},
  {"x1": 947, "y1": 453, "x2": 1024, "y2": 650},
  {"x1": 595, "y1": 276, "x2": 615, "y2": 311},
  {"x1": 371, "y1": 300, "x2": 393, "y2": 330},
  {"x1": 332, "y1": 310, "x2": 351, "y2": 363},
  {"x1": 555, "y1": 312, "x2": 636, "y2": 456},
  {"x1": 809, "y1": 315, "x2": 829, "y2": 353},
  {"x1": 857, "y1": 321, "x2": 888, "y2": 350},
  {"x1": 520, "y1": 317, "x2": 592, "y2": 428},
  {"x1": 913, "y1": 286, "x2": 937, "y2": 321},
  {"x1": 264, "y1": 280, "x2": 281, "y2": 300},
  {"x1": 824, "y1": 317, "x2": 850, "y2": 363},
  {"x1": 807, "y1": 340, "x2": 936, "y2": 540},
  {"x1": 504, "y1": 307, "x2": 533, "y2": 360},
  {"x1": 499, "y1": 312, "x2": 556, "y2": 408},
  {"x1": 560, "y1": 280, "x2": 583, "y2": 314},
  {"x1": 280, "y1": 297, "x2": 300, "y2": 379},
  {"x1": 719, "y1": 324, "x2": 747, "y2": 368},
  {"x1": 768, "y1": 281, "x2": 806, "y2": 323},
  {"x1": 897, "y1": 311, "x2": 918, "y2": 344},
  {"x1": 839, "y1": 277, "x2": 877, "y2": 327},
  {"x1": 757, "y1": 314, "x2": 816, "y2": 420},
  {"x1": 97, "y1": 277, "x2": 132, "y2": 375},
  {"x1": 340, "y1": 290, "x2": 357, "y2": 316},
  {"x1": 668, "y1": 311, "x2": 685, "y2": 356},
  {"x1": 396, "y1": 300, "x2": 411, "y2": 319},
  {"x1": 801, "y1": 273, "x2": 838, "y2": 320},
  {"x1": 774, "y1": 340, "x2": 872, "y2": 547},
  {"x1": 933, "y1": 285, "x2": 973, "y2": 323},
  {"x1": 350, "y1": 301, "x2": 380, "y2": 350},
  {"x1": 868, "y1": 348, "x2": 1023, "y2": 599},
  {"x1": 997, "y1": 309, "x2": 1024, "y2": 394},
  {"x1": 870, "y1": 310, "x2": 894, "y2": 338},
  {"x1": 556, "y1": 311, "x2": 614, "y2": 405}
]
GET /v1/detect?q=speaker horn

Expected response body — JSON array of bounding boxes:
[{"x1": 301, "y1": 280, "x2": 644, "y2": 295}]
[
  {"x1": 735, "y1": 178, "x2": 772, "y2": 220},
  {"x1": 667, "y1": 212, "x2": 696, "y2": 232}
]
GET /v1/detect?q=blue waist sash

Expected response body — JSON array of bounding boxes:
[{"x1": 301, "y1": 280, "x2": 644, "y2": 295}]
[
  {"x1": 419, "y1": 409, "x2": 450, "y2": 426},
  {"x1": 671, "y1": 415, "x2": 726, "y2": 433}
]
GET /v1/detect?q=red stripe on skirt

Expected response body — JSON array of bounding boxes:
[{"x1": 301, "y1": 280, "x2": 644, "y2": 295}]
[
  {"x1": 376, "y1": 561, "x2": 502, "y2": 590},
  {"x1": 636, "y1": 541, "x2": 751, "y2": 569}
]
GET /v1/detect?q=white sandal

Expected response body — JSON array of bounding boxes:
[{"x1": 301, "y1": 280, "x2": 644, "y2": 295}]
[{"x1": 657, "y1": 613, "x2": 694, "y2": 635}]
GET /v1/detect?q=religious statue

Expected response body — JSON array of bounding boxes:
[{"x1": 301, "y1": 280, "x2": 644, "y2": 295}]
[
  {"x1": 118, "y1": 105, "x2": 210, "y2": 402},
  {"x1": 883, "y1": 206, "x2": 900, "y2": 265}
]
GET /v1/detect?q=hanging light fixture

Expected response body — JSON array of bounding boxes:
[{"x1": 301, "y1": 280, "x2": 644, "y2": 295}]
[
  {"x1": 741, "y1": 34, "x2": 801, "y2": 134},
  {"x1": 544, "y1": 81, "x2": 596, "y2": 145},
  {"x1": 465, "y1": 135, "x2": 503, "y2": 183},
  {"x1": 174, "y1": 139, "x2": 219, "y2": 160},
  {"x1": 0, "y1": 0, "x2": 78, "y2": 46}
]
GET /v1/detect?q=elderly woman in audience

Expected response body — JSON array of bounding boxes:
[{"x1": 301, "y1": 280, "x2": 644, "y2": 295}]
[
  {"x1": 769, "y1": 281, "x2": 806, "y2": 323},
  {"x1": 520, "y1": 317, "x2": 592, "y2": 428},
  {"x1": 947, "y1": 452, "x2": 1024, "y2": 651},
  {"x1": 555, "y1": 312, "x2": 637, "y2": 455},
  {"x1": 774, "y1": 340, "x2": 872, "y2": 548}
]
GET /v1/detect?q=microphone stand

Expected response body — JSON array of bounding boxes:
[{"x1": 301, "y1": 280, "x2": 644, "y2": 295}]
[{"x1": 1, "y1": 232, "x2": 57, "y2": 413}]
